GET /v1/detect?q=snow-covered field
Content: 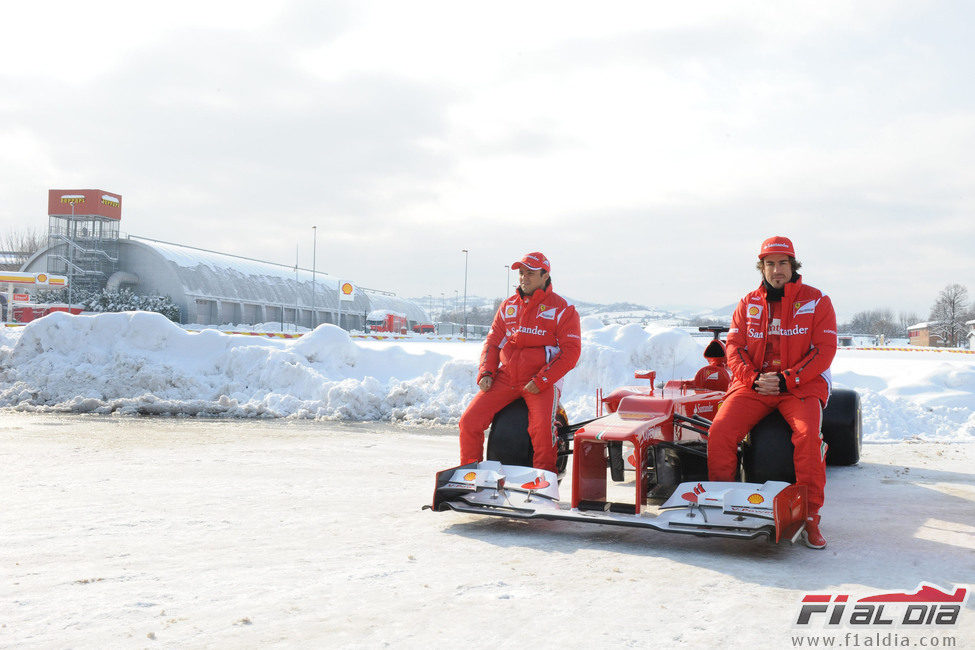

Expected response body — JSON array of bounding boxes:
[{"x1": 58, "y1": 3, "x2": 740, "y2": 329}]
[
  {"x1": 1, "y1": 312, "x2": 973, "y2": 647},
  {"x1": 2, "y1": 311, "x2": 975, "y2": 443}
]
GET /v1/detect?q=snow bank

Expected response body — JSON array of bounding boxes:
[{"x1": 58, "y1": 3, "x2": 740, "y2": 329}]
[
  {"x1": 832, "y1": 351, "x2": 975, "y2": 442},
  {"x1": 1, "y1": 311, "x2": 974, "y2": 442},
  {"x1": 0, "y1": 312, "x2": 458, "y2": 420}
]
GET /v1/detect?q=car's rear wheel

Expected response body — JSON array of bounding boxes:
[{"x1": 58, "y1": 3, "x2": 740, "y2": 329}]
[{"x1": 822, "y1": 388, "x2": 862, "y2": 466}]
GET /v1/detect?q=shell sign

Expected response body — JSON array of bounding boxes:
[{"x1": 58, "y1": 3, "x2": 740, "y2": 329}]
[
  {"x1": 0, "y1": 272, "x2": 68, "y2": 288},
  {"x1": 339, "y1": 281, "x2": 355, "y2": 302}
]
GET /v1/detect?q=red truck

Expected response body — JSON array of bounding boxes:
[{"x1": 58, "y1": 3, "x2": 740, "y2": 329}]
[
  {"x1": 412, "y1": 323, "x2": 435, "y2": 334},
  {"x1": 366, "y1": 310, "x2": 408, "y2": 334}
]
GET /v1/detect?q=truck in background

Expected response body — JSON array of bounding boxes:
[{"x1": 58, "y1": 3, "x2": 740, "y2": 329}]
[{"x1": 366, "y1": 310, "x2": 409, "y2": 334}]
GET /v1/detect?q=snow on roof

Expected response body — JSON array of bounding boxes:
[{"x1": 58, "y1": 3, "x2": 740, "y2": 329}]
[
  {"x1": 138, "y1": 238, "x2": 340, "y2": 287},
  {"x1": 129, "y1": 237, "x2": 429, "y2": 321},
  {"x1": 367, "y1": 310, "x2": 407, "y2": 320},
  {"x1": 365, "y1": 294, "x2": 427, "y2": 322}
]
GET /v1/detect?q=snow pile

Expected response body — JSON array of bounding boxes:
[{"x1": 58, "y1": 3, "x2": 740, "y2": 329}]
[
  {"x1": 0, "y1": 312, "x2": 461, "y2": 420},
  {"x1": 1, "y1": 311, "x2": 974, "y2": 442},
  {"x1": 832, "y1": 352, "x2": 975, "y2": 442},
  {"x1": 0, "y1": 312, "x2": 696, "y2": 422}
]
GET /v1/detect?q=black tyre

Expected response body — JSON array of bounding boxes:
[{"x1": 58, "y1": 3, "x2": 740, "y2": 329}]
[
  {"x1": 822, "y1": 388, "x2": 861, "y2": 466},
  {"x1": 740, "y1": 411, "x2": 796, "y2": 484},
  {"x1": 487, "y1": 399, "x2": 533, "y2": 467},
  {"x1": 486, "y1": 398, "x2": 570, "y2": 475}
]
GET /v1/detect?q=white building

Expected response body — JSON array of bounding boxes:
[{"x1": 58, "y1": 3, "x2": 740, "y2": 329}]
[{"x1": 22, "y1": 236, "x2": 429, "y2": 330}]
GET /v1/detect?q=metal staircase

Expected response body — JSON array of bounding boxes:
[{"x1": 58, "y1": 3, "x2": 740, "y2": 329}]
[{"x1": 46, "y1": 215, "x2": 120, "y2": 295}]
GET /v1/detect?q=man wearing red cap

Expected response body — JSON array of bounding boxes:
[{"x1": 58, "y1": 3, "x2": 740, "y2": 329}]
[
  {"x1": 707, "y1": 236, "x2": 838, "y2": 549},
  {"x1": 458, "y1": 252, "x2": 581, "y2": 473}
]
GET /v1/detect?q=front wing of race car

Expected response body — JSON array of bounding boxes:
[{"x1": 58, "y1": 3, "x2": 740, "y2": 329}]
[{"x1": 425, "y1": 461, "x2": 808, "y2": 544}]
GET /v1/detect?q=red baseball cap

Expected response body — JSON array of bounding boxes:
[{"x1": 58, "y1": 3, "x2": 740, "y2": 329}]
[
  {"x1": 758, "y1": 236, "x2": 796, "y2": 259},
  {"x1": 511, "y1": 252, "x2": 550, "y2": 272}
]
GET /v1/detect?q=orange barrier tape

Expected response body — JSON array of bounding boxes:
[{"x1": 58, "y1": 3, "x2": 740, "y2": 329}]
[
  {"x1": 184, "y1": 330, "x2": 303, "y2": 339},
  {"x1": 840, "y1": 347, "x2": 975, "y2": 355}
]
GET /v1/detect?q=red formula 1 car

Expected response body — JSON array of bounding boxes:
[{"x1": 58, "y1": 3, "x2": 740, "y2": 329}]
[{"x1": 426, "y1": 327, "x2": 861, "y2": 544}]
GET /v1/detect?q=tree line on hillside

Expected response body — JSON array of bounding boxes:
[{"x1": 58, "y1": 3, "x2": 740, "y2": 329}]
[
  {"x1": 838, "y1": 284, "x2": 973, "y2": 346},
  {"x1": 438, "y1": 300, "x2": 502, "y2": 326}
]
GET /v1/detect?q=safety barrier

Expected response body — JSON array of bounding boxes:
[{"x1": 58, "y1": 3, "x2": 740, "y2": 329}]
[{"x1": 840, "y1": 346, "x2": 975, "y2": 355}]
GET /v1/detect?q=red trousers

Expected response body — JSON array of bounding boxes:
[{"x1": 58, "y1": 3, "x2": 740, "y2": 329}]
[
  {"x1": 459, "y1": 374, "x2": 560, "y2": 472},
  {"x1": 707, "y1": 389, "x2": 827, "y2": 514}
]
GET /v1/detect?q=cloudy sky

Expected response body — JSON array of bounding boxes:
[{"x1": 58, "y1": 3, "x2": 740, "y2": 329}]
[{"x1": 2, "y1": 1, "x2": 973, "y2": 320}]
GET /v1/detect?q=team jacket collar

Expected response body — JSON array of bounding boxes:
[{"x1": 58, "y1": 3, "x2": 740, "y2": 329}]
[
  {"x1": 517, "y1": 282, "x2": 554, "y2": 303},
  {"x1": 757, "y1": 273, "x2": 803, "y2": 301}
]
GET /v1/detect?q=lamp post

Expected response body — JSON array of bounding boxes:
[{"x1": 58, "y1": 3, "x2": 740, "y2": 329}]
[
  {"x1": 505, "y1": 264, "x2": 511, "y2": 299},
  {"x1": 68, "y1": 202, "x2": 75, "y2": 307},
  {"x1": 462, "y1": 249, "x2": 469, "y2": 338},
  {"x1": 294, "y1": 241, "x2": 300, "y2": 332},
  {"x1": 312, "y1": 225, "x2": 317, "y2": 327}
]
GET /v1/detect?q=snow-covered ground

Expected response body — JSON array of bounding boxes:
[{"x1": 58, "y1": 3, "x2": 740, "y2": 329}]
[
  {"x1": 1, "y1": 312, "x2": 973, "y2": 647},
  {"x1": 2, "y1": 311, "x2": 975, "y2": 443},
  {"x1": 1, "y1": 416, "x2": 972, "y2": 648}
]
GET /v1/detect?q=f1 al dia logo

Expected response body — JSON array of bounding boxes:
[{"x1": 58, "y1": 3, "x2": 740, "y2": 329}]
[{"x1": 796, "y1": 583, "x2": 968, "y2": 627}]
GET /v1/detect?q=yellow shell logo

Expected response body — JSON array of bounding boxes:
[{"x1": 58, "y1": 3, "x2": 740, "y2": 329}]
[
  {"x1": 37, "y1": 273, "x2": 48, "y2": 283},
  {"x1": 747, "y1": 493, "x2": 764, "y2": 504},
  {"x1": 747, "y1": 306, "x2": 760, "y2": 317},
  {"x1": 463, "y1": 472, "x2": 477, "y2": 481},
  {"x1": 341, "y1": 282, "x2": 354, "y2": 295}
]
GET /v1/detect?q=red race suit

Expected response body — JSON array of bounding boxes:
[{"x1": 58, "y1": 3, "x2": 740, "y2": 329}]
[
  {"x1": 459, "y1": 283, "x2": 581, "y2": 472},
  {"x1": 707, "y1": 275, "x2": 838, "y2": 514}
]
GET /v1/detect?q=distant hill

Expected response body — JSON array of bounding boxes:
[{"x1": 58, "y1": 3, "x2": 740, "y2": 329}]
[{"x1": 411, "y1": 294, "x2": 731, "y2": 327}]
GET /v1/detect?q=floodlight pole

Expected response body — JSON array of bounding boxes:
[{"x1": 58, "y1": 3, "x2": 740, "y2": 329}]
[
  {"x1": 462, "y1": 249, "x2": 469, "y2": 338},
  {"x1": 312, "y1": 225, "x2": 317, "y2": 327},
  {"x1": 295, "y1": 241, "x2": 299, "y2": 332}
]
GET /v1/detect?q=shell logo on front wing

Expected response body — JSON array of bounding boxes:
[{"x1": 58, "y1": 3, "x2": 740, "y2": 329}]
[
  {"x1": 463, "y1": 472, "x2": 477, "y2": 481},
  {"x1": 747, "y1": 493, "x2": 765, "y2": 505}
]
